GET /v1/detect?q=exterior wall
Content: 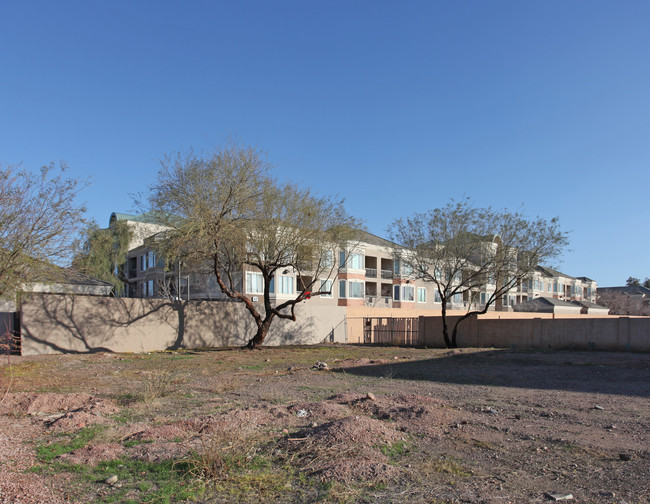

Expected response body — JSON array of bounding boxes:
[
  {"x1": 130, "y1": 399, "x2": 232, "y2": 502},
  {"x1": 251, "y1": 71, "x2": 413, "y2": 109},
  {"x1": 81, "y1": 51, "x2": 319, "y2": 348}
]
[
  {"x1": 20, "y1": 293, "x2": 346, "y2": 356},
  {"x1": 419, "y1": 313, "x2": 650, "y2": 351}
]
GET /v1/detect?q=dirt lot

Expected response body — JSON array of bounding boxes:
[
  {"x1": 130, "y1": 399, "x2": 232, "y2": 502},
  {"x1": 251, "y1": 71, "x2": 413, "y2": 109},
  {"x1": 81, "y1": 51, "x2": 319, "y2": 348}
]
[{"x1": 0, "y1": 345, "x2": 648, "y2": 503}]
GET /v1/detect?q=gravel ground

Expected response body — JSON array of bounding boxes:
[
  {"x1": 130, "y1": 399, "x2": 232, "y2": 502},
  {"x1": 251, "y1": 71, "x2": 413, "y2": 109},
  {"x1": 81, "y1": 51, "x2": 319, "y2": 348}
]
[{"x1": 0, "y1": 346, "x2": 648, "y2": 503}]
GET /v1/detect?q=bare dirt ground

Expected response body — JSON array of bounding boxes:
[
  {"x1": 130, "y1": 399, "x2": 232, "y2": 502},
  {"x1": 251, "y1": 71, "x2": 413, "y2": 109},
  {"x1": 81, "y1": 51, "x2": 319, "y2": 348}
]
[{"x1": 0, "y1": 345, "x2": 648, "y2": 503}]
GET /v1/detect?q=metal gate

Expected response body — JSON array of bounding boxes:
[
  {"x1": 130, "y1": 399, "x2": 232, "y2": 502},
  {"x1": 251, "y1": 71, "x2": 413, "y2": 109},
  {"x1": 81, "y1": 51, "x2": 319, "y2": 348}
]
[{"x1": 363, "y1": 317, "x2": 420, "y2": 346}]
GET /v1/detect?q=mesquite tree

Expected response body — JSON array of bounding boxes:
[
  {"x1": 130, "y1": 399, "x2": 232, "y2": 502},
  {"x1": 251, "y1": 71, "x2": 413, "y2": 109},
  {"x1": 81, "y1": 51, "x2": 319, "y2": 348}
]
[
  {"x1": 149, "y1": 143, "x2": 357, "y2": 348},
  {"x1": 389, "y1": 199, "x2": 569, "y2": 348},
  {"x1": 0, "y1": 163, "x2": 87, "y2": 300}
]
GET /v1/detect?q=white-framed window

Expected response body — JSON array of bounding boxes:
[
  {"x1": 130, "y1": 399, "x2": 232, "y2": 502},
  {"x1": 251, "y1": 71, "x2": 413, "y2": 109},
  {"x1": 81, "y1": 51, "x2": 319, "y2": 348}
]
[
  {"x1": 322, "y1": 250, "x2": 334, "y2": 269},
  {"x1": 417, "y1": 287, "x2": 427, "y2": 303},
  {"x1": 402, "y1": 285, "x2": 415, "y2": 302},
  {"x1": 453, "y1": 293, "x2": 462, "y2": 304},
  {"x1": 348, "y1": 253, "x2": 364, "y2": 270},
  {"x1": 434, "y1": 290, "x2": 441, "y2": 303},
  {"x1": 320, "y1": 279, "x2": 333, "y2": 298},
  {"x1": 278, "y1": 275, "x2": 294, "y2": 295},
  {"x1": 246, "y1": 272, "x2": 264, "y2": 294},
  {"x1": 348, "y1": 280, "x2": 364, "y2": 298},
  {"x1": 339, "y1": 279, "x2": 346, "y2": 298}
]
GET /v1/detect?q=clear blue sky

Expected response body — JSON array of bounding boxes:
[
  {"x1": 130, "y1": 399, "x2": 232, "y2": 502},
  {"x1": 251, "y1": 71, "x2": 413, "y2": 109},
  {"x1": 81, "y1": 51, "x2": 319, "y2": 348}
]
[{"x1": 1, "y1": 0, "x2": 648, "y2": 287}]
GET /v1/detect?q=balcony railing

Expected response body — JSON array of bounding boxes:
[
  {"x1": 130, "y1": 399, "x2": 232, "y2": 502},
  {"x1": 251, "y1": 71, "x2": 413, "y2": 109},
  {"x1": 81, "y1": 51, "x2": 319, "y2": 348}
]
[
  {"x1": 365, "y1": 267, "x2": 377, "y2": 278},
  {"x1": 380, "y1": 270, "x2": 393, "y2": 279}
]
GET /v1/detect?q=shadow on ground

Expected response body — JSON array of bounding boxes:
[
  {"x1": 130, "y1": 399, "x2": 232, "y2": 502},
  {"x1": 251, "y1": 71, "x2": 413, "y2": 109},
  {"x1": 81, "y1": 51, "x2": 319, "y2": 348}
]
[{"x1": 332, "y1": 348, "x2": 650, "y2": 398}]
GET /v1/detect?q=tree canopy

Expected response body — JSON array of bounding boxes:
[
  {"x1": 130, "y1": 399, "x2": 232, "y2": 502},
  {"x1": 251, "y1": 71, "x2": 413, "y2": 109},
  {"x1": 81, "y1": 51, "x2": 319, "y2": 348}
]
[
  {"x1": 148, "y1": 143, "x2": 358, "y2": 348},
  {"x1": 72, "y1": 220, "x2": 133, "y2": 295},
  {"x1": 0, "y1": 163, "x2": 87, "y2": 299},
  {"x1": 389, "y1": 199, "x2": 569, "y2": 348}
]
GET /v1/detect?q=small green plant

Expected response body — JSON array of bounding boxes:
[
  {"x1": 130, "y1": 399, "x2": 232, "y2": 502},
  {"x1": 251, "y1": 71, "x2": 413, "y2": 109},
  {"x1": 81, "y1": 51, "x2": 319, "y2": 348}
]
[
  {"x1": 378, "y1": 440, "x2": 411, "y2": 463},
  {"x1": 36, "y1": 424, "x2": 106, "y2": 462},
  {"x1": 421, "y1": 454, "x2": 472, "y2": 477},
  {"x1": 36, "y1": 457, "x2": 203, "y2": 503}
]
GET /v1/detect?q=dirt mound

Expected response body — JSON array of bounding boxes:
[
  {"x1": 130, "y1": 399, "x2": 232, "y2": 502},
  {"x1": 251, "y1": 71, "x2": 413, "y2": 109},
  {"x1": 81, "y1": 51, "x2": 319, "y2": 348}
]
[
  {"x1": 56, "y1": 443, "x2": 125, "y2": 466},
  {"x1": 331, "y1": 393, "x2": 457, "y2": 436},
  {"x1": 1, "y1": 392, "x2": 119, "y2": 417},
  {"x1": 284, "y1": 415, "x2": 404, "y2": 483},
  {"x1": 45, "y1": 410, "x2": 116, "y2": 432},
  {"x1": 310, "y1": 415, "x2": 402, "y2": 446},
  {"x1": 122, "y1": 422, "x2": 193, "y2": 442},
  {"x1": 129, "y1": 440, "x2": 200, "y2": 463},
  {"x1": 287, "y1": 401, "x2": 351, "y2": 421},
  {"x1": 180, "y1": 406, "x2": 284, "y2": 435}
]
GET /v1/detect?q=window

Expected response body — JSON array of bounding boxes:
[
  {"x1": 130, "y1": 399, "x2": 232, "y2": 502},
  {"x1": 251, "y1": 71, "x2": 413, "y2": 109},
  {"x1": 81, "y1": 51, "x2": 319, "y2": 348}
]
[
  {"x1": 417, "y1": 287, "x2": 427, "y2": 303},
  {"x1": 147, "y1": 280, "x2": 154, "y2": 297},
  {"x1": 278, "y1": 276, "x2": 294, "y2": 295},
  {"x1": 323, "y1": 250, "x2": 334, "y2": 269},
  {"x1": 339, "y1": 251, "x2": 346, "y2": 268},
  {"x1": 147, "y1": 251, "x2": 156, "y2": 269},
  {"x1": 402, "y1": 285, "x2": 414, "y2": 301},
  {"x1": 480, "y1": 292, "x2": 486, "y2": 305},
  {"x1": 246, "y1": 272, "x2": 264, "y2": 294},
  {"x1": 453, "y1": 293, "x2": 462, "y2": 304},
  {"x1": 320, "y1": 279, "x2": 332, "y2": 298},
  {"x1": 139, "y1": 254, "x2": 147, "y2": 272},
  {"x1": 348, "y1": 281, "x2": 364, "y2": 298},
  {"x1": 348, "y1": 253, "x2": 364, "y2": 270},
  {"x1": 339, "y1": 279, "x2": 346, "y2": 298},
  {"x1": 434, "y1": 291, "x2": 441, "y2": 303},
  {"x1": 393, "y1": 285, "x2": 400, "y2": 301}
]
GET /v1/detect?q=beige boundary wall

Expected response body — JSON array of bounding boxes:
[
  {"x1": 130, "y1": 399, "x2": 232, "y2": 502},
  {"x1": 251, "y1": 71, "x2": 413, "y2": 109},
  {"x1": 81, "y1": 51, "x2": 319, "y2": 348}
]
[
  {"x1": 420, "y1": 313, "x2": 650, "y2": 351},
  {"x1": 20, "y1": 293, "x2": 347, "y2": 355},
  {"x1": 18, "y1": 294, "x2": 650, "y2": 354}
]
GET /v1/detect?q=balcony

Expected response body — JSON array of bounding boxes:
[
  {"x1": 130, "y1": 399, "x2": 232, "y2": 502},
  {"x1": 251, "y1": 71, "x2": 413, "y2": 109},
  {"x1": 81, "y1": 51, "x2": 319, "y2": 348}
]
[
  {"x1": 381, "y1": 270, "x2": 393, "y2": 280},
  {"x1": 365, "y1": 268, "x2": 377, "y2": 278}
]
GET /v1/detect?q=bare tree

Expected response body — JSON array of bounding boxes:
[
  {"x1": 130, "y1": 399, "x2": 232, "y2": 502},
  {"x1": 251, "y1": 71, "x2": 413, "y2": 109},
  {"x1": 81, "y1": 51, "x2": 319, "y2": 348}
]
[
  {"x1": 389, "y1": 199, "x2": 568, "y2": 348},
  {"x1": 0, "y1": 163, "x2": 87, "y2": 300},
  {"x1": 149, "y1": 143, "x2": 357, "y2": 348},
  {"x1": 597, "y1": 290, "x2": 650, "y2": 316}
]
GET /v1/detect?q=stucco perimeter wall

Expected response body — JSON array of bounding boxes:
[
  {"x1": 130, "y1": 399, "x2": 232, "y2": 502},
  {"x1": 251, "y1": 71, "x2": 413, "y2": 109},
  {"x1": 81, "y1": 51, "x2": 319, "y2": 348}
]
[
  {"x1": 20, "y1": 293, "x2": 347, "y2": 355},
  {"x1": 420, "y1": 314, "x2": 650, "y2": 351}
]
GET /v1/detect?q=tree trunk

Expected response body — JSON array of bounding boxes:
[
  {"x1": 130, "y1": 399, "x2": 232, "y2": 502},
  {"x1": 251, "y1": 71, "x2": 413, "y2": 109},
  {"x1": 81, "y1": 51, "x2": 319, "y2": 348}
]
[
  {"x1": 451, "y1": 324, "x2": 459, "y2": 348},
  {"x1": 246, "y1": 318, "x2": 272, "y2": 349},
  {"x1": 441, "y1": 301, "x2": 453, "y2": 348}
]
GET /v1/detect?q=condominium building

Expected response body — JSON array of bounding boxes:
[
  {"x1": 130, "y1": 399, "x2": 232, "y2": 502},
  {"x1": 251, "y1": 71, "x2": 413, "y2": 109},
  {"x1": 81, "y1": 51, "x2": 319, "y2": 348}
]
[{"x1": 109, "y1": 212, "x2": 596, "y2": 312}]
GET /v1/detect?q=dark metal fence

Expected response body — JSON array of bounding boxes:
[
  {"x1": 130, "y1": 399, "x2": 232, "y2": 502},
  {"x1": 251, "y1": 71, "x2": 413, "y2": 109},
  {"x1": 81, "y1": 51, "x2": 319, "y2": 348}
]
[{"x1": 363, "y1": 317, "x2": 421, "y2": 346}]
